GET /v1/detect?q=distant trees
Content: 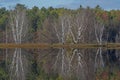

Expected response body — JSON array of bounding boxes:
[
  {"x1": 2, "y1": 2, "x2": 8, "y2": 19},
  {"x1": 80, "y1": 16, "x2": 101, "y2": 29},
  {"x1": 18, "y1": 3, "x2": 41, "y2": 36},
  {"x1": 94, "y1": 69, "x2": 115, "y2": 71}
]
[{"x1": 0, "y1": 8, "x2": 8, "y2": 31}]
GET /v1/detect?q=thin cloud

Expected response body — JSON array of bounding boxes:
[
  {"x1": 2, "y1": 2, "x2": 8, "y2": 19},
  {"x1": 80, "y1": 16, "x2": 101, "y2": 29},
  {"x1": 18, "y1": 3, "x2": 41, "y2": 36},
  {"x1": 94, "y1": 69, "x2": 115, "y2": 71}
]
[
  {"x1": 55, "y1": 0, "x2": 81, "y2": 9},
  {"x1": 0, "y1": 4, "x2": 3, "y2": 7},
  {"x1": 0, "y1": 0, "x2": 20, "y2": 3}
]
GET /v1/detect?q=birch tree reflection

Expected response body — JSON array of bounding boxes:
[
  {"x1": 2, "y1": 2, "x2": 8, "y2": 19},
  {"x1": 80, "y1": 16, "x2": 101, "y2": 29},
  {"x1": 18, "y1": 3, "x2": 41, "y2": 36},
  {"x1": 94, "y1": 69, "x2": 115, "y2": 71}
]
[{"x1": 9, "y1": 5, "x2": 28, "y2": 80}]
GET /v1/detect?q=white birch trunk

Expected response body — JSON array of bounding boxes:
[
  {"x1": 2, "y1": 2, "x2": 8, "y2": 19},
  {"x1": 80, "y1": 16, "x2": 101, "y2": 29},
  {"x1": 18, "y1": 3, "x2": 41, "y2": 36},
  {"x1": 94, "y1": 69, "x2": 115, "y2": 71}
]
[{"x1": 9, "y1": 7, "x2": 28, "y2": 80}]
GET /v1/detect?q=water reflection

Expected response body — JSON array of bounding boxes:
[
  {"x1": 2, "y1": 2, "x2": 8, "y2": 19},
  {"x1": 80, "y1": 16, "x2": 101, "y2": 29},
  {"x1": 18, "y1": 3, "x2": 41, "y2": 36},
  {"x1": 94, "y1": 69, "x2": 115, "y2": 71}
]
[{"x1": 0, "y1": 47, "x2": 120, "y2": 80}]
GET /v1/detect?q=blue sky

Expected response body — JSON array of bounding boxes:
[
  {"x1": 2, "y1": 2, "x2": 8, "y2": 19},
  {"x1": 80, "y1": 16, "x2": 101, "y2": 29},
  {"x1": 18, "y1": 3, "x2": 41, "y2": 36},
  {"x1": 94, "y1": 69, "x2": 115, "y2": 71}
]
[{"x1": 0, "y1": 0, "x2": 120, "y2": 10}]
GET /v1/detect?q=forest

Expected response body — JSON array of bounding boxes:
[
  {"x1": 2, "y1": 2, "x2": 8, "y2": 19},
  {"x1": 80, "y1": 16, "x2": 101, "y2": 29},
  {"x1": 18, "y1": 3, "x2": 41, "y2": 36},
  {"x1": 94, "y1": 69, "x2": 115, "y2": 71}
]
[{"x1": 0, "y1": 4, "x2": 120, "y2": 80}]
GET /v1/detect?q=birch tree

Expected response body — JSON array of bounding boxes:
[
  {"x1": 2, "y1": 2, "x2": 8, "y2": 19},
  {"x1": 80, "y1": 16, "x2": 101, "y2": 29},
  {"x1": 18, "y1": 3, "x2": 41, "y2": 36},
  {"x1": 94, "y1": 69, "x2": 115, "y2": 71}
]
[
  {"x1": 68, "y1": 9, "x2": 104, "y2": 80},
  {"x1": 68, "y1": 10, "x2": 88, "y2": 80},
  {"x1": 94, "y1": 22, "x2": 104, "y2": 69},
  {"x1": 9, "y1": 5, "x2": 28, "y2": 80},
  {"x1": 52, "y1": 15, "x2": 73, "y2": 78},
  {"x1": 38, "y1": 16, "x2": 70, "y2": 77}
]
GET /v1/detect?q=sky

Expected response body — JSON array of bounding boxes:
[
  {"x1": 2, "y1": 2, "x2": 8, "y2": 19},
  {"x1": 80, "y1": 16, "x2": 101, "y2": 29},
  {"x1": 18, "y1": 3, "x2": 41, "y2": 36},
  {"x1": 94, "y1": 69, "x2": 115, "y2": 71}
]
[{"x1": 0, "y1": 0, "x2": 120, "y2": 10}]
